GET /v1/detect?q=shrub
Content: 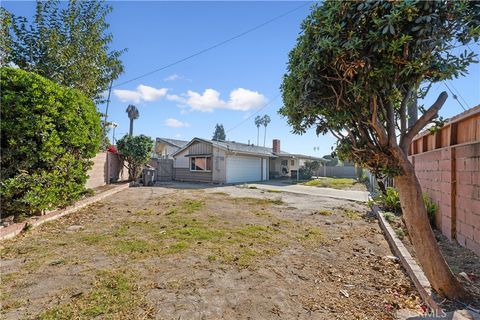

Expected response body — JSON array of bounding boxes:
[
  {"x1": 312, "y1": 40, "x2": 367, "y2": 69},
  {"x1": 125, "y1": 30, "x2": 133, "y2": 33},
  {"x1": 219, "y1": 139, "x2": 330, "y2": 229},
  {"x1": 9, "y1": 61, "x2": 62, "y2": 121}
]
[
  {"x1": 423, "y1": 193, "x2": 439, "y2": 228},
  {"x1": 374, "y1": 187, "x2": 401, "y2": 213},
  {"x1": 116, "y1": 134, "x2": 154, "y2": 181},
  {"x1": 383, "y1": 212, "x2": 396, "y2": 224},
  {"x1": 0, "y1": 67, "x2": 102, "y2": 219}
]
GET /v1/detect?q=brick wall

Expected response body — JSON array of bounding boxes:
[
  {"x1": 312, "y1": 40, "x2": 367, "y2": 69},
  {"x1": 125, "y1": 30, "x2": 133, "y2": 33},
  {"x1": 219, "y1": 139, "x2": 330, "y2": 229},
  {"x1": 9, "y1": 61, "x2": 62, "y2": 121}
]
[{"x1": 409, "y1": 105, "x2": 480, "y2": 256}]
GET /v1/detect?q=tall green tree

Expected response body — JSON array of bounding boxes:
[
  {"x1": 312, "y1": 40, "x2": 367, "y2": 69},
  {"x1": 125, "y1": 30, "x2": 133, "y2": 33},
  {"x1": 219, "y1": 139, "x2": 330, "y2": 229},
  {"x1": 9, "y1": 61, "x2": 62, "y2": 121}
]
[
  {"x1": 212, "y1": 124, "x2": 226, "y2": 141},
  {"x1": 3, "y1": 0, "x2": 124, "y2": 102},
  {"x1": 254, "y1": 115, "x2": 262, "y2": 146},
  {"x1": 126, "y1": 104, "x2": 139, "y2": 136},
  {"x1": 281, "y1": 0, "x2": 478, "y2": 299},
  {"x1": 261, "y1": 115, "x2": 271, "y2": 147}
]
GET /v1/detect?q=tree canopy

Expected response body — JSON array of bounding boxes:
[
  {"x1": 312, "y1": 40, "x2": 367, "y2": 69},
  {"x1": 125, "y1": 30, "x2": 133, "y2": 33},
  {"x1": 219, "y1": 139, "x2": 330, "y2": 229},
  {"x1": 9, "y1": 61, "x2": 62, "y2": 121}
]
[
  {"x1": 1, "y1": 0, "x2": 124, "y2": 102},
  {"x1": 212, "y1": 124, "x2": 226, "y2": 141},
  {"x1": 116, "y1": 134, "x2": 154, "y2": 181},
  {"x1": 280, "y1": 0, "x2": 479, "y2": 177}
]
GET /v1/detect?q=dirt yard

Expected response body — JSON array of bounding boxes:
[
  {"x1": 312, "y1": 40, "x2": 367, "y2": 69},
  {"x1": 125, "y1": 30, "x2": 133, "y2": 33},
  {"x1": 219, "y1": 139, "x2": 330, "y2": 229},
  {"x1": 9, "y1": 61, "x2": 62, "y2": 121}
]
[{"x1": 0, "y1": 185, "x2": 422, "y2": 319}]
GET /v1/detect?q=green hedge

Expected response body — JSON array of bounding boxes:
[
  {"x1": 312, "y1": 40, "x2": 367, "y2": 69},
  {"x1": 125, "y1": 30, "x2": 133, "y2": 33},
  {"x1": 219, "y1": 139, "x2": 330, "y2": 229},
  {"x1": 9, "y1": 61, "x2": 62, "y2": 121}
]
[{"x1": 1, "y1": 67, "x2": 102, "y2": 219}]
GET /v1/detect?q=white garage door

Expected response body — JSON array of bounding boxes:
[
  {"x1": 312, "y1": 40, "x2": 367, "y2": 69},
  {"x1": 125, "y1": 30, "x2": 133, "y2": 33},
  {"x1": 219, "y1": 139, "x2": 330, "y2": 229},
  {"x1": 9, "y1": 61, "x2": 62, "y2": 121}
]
[{"x1": 226, "y1": 156, "x2": 262, "y2": 183}]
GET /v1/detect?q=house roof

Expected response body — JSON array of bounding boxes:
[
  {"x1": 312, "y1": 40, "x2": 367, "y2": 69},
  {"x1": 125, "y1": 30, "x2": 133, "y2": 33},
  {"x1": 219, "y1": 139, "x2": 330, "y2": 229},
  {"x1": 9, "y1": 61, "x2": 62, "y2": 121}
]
[
  {"x1": 156, "y1": 137, "x2": 189, "y2": 148},
  {"x1": 172, "y1": 137, "x2": 327, "y2": 161}
]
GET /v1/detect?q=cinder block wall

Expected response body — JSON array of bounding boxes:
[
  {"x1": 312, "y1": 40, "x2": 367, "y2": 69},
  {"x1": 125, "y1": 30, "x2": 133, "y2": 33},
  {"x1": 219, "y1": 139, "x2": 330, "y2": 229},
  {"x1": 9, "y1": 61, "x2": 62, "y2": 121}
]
[
  {"x1": 408, "y1": 105, "x2": 479, "y2": 256},
  {"x1": 455, "y1": 143, "x2": 480, "y2": 254},
  {"x1": 85, "y1": 152, "x2": 108, "y2": 189},
  {"x1": 85, "y1": 152, "x2": 128, "y2": 189}
]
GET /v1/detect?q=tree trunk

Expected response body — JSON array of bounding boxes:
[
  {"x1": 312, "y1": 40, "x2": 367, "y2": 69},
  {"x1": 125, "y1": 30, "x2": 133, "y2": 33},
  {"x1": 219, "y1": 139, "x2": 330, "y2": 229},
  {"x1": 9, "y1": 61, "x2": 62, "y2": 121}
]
[
  {"x1": 257, "y1": 126, "x2": 259, "y2": 146},
  {"x1": 393, "y1": 151, "x2": 468, "y2": 299},
  {"x1": 263, "y1": 126, "x2": 267, "y2": 147}
]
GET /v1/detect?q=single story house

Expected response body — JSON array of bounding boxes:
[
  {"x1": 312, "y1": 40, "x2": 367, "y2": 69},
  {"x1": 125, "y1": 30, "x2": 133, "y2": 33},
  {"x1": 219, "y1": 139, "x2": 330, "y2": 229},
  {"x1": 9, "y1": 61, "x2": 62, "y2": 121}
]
[
  {"x1": 171, "y1": 137, "x2": 325, "y2": 184},
  {"x1": 154, "y1": 138, "x2": 189, "y2": 159}
]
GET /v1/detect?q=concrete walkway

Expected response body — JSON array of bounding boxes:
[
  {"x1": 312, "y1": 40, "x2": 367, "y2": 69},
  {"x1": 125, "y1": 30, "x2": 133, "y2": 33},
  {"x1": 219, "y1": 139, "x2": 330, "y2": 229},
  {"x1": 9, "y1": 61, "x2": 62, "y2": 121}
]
[{"x1": 246, "y1": 182, "x2": 369, "y2": 202}]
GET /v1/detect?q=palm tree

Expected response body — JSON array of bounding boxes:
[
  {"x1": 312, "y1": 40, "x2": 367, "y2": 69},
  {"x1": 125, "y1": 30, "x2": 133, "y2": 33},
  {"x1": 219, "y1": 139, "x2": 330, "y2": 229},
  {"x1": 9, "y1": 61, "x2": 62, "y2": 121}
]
[
  {"x1": 254, "y1": 115, "x2": 262, "y2": 146},
  {"x1": 126, "y1": 104, "x2": 139, "y2": 136},
  {"x1": 262, "y1": 115, "x2": 271, "y2": 147}
]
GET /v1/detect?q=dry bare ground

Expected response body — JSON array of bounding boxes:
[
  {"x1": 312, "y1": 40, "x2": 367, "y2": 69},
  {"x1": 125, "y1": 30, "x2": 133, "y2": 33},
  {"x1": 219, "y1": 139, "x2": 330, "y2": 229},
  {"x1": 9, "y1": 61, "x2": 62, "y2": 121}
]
[{"x1": 0, "y1": 186, "x2": 422, "y2": 319}]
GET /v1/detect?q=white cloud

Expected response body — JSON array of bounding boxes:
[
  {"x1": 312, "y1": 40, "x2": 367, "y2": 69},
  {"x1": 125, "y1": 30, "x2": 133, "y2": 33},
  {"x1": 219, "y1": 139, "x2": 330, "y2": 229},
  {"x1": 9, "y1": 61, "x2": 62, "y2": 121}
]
[
  {"x1": 184, "y1": 88, "x2": 267, "y2": 112},
  {"x1": 166, "y1": 94, "x2": 186, "y2": 104},
  {"x1": 165, "y1": 118, "x2": 189, "y2": 128},
  {"x1": 113, "y1": 85, "x2": 168, "y2": 103},
  {"x1": 227, "y1": 88, "x2": 267, "y2": 111},
  {"x1": 164, "y1": 74, "x2": 182, "y2": 81}
]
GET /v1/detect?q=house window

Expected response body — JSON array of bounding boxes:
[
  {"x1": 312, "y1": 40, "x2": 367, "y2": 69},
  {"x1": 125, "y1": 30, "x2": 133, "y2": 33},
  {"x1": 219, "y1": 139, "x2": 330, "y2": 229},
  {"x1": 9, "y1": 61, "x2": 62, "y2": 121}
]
[
  {"x1": 281, "y1": 160, "x2": 288, "y2": 166},
  {"x1": 190, "y1": 157, "x2": 212, "y2": 171},
  {"x1": 291, "y1": 160, "x2": 295, "y2": 166}
]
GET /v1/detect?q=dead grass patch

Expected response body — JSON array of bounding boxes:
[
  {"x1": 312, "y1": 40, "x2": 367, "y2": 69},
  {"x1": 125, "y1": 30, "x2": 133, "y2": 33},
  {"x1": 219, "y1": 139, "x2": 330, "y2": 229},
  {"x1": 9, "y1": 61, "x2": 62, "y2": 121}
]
[{"x1": 38, "y1": 269, "x2": 148, "y2": 319}]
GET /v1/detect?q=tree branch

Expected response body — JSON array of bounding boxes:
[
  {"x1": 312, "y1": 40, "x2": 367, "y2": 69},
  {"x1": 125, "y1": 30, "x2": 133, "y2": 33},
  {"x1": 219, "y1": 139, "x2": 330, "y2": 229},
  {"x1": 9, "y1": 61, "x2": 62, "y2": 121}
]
[
  {"x1": 400, "y1": 91, "x2": 448, "y2": 152},
  {"x1": 369, "y1": 95, "x2": 388, "y2": 146},
  {"x1": 386, "y1": 100, "x2": 398, "y2": 148},
  {"x1": 399, "y1": 86, "x2": 413, "y2": 135}
]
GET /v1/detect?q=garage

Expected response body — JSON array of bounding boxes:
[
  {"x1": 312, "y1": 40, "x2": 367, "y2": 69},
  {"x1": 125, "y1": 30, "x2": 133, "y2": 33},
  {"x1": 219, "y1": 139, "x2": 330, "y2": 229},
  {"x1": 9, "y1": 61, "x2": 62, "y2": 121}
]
[{"x1": 226, "y1": 156, "x2": 262, "y2": 183}]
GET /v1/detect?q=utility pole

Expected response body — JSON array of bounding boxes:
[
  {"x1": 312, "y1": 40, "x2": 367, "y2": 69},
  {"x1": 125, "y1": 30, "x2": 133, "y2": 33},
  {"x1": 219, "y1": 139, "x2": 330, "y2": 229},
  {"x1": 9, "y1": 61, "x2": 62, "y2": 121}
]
[
  {"x1": 111, "y1": 122, "x2": 118, "y2": 145},
  {"x1": 103, "y1": 79, "x2": 113, "y2": 137}
]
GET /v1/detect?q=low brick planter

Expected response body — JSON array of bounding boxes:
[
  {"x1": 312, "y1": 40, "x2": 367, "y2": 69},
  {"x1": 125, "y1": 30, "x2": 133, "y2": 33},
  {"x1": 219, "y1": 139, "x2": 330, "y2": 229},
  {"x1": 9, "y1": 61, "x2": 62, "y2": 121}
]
[
  {"x1": 0, "y1": 183, "x2": 130, "y2": 241},
  {"x1": 372, "y1": 204, "x2": 441, "y2": 312}
]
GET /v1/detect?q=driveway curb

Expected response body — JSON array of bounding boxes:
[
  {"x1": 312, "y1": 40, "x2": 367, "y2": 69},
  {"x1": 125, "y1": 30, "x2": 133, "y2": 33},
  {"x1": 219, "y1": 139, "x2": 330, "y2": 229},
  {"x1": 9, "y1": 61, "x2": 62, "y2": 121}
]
[
  {"x1": 372, "y1": 204, "x2": 441, "y2": 312},
  {"x1": 0, "y1": 183, "x2": 130, "y2": 241}
]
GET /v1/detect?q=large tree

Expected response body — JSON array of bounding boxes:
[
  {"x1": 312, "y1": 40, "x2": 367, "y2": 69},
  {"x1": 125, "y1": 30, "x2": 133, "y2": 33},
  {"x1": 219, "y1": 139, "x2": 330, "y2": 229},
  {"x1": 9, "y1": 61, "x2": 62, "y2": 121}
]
[
  {"x1": 2, "y1": 0, "x2": 124, "y2": 102},
  {"x1": 212, "y1": 123, "x2": 226, "y2": 141},
  {"x1": 281, "y1": 0, "x2": 478, "y2": 299}
]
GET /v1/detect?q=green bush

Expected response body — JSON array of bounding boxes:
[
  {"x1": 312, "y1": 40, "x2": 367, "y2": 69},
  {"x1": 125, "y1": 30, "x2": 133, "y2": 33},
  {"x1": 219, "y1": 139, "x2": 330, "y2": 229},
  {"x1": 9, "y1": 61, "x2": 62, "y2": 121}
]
[
  {"x1": 374, "y1": 187, "x2": 401, "y2": 213},
  {"x1": 116, "y1": 134, "x2": 154, "y2": 181},
  {"x1": 0, "y1": 67, "x2": 102, "y2": 219},
  {"x1": 423, "y1": 193, "x2": 439, "y2": 228}
]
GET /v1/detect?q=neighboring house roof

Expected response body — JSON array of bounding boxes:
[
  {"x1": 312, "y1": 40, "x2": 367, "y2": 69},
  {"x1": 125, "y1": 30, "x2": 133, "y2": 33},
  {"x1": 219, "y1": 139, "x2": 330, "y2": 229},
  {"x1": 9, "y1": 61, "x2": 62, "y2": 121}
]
[
  {"x1": 172, "y1": 137, "x2": 326, "y2": 161},
  {"x1": 288, "y1": 154, "x2": 328, "y2": 162},
  {"x1": 173, "y1": 137, "x2": 277, "y2": 158},
  {"x1": 156, "y1": 137, "x2": 189, "y2": 148}
]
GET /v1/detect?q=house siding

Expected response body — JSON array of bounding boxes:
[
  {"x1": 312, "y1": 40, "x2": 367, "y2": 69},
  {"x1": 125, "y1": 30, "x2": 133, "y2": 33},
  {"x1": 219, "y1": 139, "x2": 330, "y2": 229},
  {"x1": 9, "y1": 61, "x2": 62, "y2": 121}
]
[
  {"x1": 174, "y1": 148, "x2": 189, "y2": 168},
  {"x1": 174, "y1": 168, "x2": 212, "y2": 182},
  {"x1": 173, "y1": 141, "x2": 214, "y2": 183},
  {"x1": 189, "y1": 141, "x2": 212, "y2": 155},
  {"x1": 212, "y1": 146, "x2": 227, "y2": 183},
  {"x1": 155, "y1": 142, "x2": 180, "y2": 159}
]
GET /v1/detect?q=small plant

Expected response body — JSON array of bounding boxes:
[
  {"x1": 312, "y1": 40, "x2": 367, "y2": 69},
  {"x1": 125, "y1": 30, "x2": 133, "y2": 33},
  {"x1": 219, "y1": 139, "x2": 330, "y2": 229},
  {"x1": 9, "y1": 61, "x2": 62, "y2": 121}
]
[
  {"x1": 317, "y1": 210, "x2": 333, "y2": 216},
  {"x1": 383, "y1": 212, "x2": 396, "y2": 224},
  {"x1": 374, "y1": 187, "x2": 401, "y2": 213},
  {"x1": 395, "y1": 227, "x2": 405, "y2": 239},
  {"x1": 423, "y1": 194, "x2": 439, "y2": 228},
  {"x1": 344, "y1": 209, "x2": 361, "y2": 220}
]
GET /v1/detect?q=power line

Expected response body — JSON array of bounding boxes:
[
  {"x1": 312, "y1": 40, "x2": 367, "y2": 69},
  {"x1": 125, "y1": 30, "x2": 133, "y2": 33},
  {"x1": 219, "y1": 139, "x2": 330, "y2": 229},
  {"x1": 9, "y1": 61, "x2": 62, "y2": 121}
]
[
  {"x1": 113, "y1": 2, "x2": 312, "y2": 88},
  {"x1": 443, "y1": 82, "x2": 466, "y2": 111},
  {"x1": 448, "y1": 80, "x2": 470, "y2": 108},
  {"x1": 225, "y1": 93, "x2": 280, "y2": 134}
]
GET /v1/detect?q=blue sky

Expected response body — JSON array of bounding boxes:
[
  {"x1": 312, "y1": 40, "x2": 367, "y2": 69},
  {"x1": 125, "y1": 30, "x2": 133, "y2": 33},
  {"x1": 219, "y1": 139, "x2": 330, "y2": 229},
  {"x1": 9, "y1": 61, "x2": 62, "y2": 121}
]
[{"x1": 4, "y1": 1, "x2": 480, "y2": 157}]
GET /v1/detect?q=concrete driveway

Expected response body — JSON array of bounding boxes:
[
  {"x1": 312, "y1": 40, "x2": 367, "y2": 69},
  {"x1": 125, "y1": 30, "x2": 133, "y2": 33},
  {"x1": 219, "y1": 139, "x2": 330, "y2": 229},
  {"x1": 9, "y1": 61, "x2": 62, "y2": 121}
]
[{"x1": 245, "y1": 182, "x2": 369, "y2": 202}]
